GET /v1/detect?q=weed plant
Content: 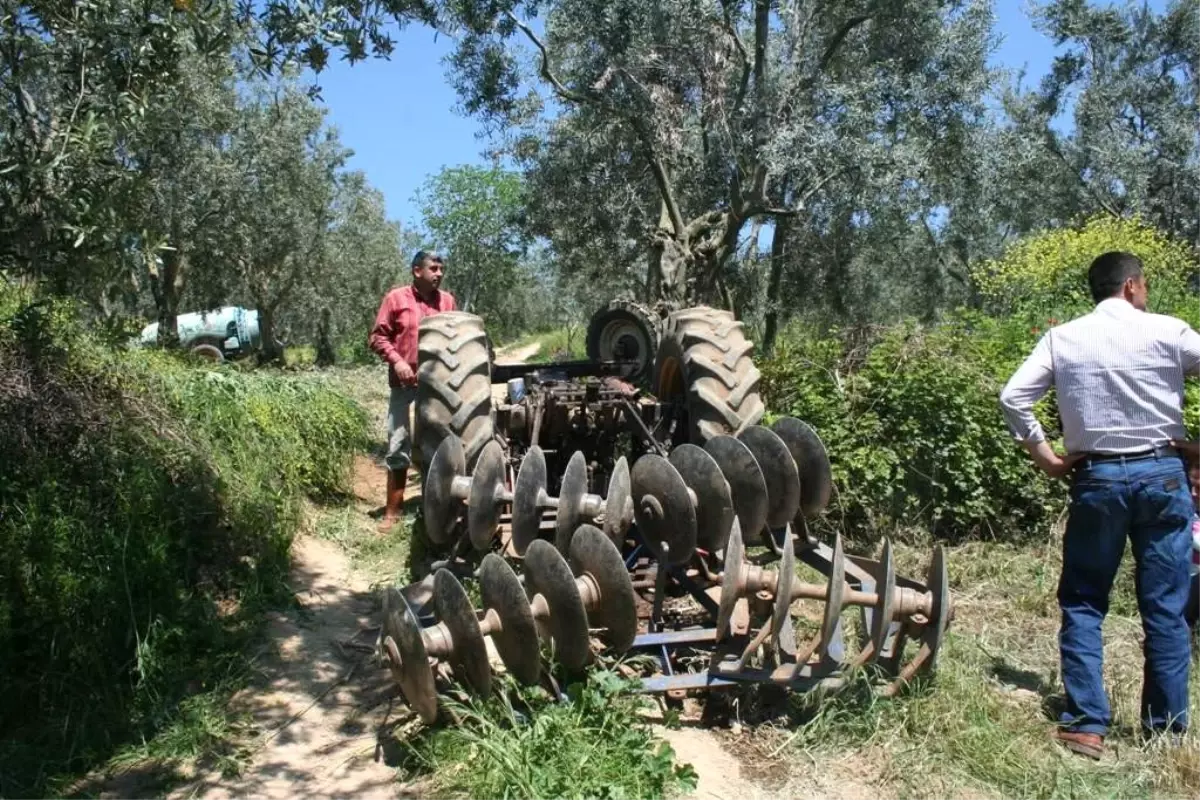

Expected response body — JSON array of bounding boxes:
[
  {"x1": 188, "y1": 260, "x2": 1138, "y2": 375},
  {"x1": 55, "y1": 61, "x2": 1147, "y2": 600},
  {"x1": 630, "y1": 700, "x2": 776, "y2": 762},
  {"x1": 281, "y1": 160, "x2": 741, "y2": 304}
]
[{"x1": 396, "y1": 670, "x2": 699, "y2": 799}]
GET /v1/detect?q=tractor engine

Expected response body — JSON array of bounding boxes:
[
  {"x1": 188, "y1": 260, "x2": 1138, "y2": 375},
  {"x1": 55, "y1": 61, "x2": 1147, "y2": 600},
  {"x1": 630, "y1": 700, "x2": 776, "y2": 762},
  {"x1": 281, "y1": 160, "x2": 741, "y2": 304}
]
[{"x1": 494, "y1": 371, "x2": 670, "y2": 499}]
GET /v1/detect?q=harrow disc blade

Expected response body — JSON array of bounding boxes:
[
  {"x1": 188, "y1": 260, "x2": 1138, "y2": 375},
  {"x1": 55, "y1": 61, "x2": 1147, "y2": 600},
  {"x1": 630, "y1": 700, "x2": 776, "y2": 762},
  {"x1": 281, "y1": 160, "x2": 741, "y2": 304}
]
[
  {"x1": 467, "y1": 440, "x2": 506, "y2": 551},
  {"x1": 669, "y1": 444, "x2": 735, "y2": 553},
  {"x1": 925, "y1": 545, "x2": 950, "y2": 674},
  {"x1": 381, "y1": 586, "x2": 439, "y2": 724},
  {"x1": 433, "y1": 569, "x2": 492, "y2": 698},
  {"x1": 716, "y1": 519, "x2": 745, "y2": 640},
  {"x1": 524, "y1": 539, "x2": 592, "y2": 670},
  {"x1": 884, "y1": 544, "x2": 952, "y2": 696},
  {"x1": 818, "y1": 534, "x2": 847, "y2": 663},
  {"x1": 512, "y1": 446, "x2": 549, "y2": 556},
  {"x1": 603, "y1": 456, "x2": 633, "y2": 545},
  {"x1": 771, "y1": 417, "x2": 833, "y2": 518},
  {"x1": 424, "y1": 434, "x2": 466, "y2": 545},
  {"x1": 866, "y1": 538, "x2": 896, "y2": 666},
  {"x1": 704, "y1": 435, "x2": 769, "y2": 543},
  {"x1": 569, "y1": 524, "x2": 637, "y2": 652},
  {"x1": 479, "y1": 553, "x2": 541, "y2": 685},
  {"x1": 630, "y1": 454, "x2": 698, "y2": 565},
  {"x1": 736, "y1": 426, "x2": 801, "y2": 531},
  {"x1": 555, "y1": 450, "x2": 589, "y2": 555},
  {"x1": 770, "y1": 526, "x2": 798, "y2": 661}
]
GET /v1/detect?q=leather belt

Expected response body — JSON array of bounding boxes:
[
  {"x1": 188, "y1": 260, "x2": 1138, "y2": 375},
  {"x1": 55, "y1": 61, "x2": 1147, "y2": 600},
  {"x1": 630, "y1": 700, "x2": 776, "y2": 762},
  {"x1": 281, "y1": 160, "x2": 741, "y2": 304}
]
[{"x1": 1079, "y1": 445, "x2": 1180, "y2": 465}]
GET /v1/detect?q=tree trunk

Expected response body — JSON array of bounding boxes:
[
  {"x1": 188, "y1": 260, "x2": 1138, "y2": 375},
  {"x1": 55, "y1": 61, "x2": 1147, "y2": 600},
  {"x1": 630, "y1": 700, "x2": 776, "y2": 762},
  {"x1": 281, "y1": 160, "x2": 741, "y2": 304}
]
[
  {"x1": 648, "y1": 234, "x2": 692, "y2": 307},
  {"x1": 761, "y1": 216, "x2": 792, "y2": 358},
  {"x1": 149, "y1": 247, "x2": 186, "y2": 349},
  {"x1": 647, "y1": 199, "x2": 691, "y2": 307},
  {"x1": 256, "y1": 304, "x2": 285, "y2": 365},
  {"x1": 315, "y1": 306, "x2": 336, "y2": 367}
]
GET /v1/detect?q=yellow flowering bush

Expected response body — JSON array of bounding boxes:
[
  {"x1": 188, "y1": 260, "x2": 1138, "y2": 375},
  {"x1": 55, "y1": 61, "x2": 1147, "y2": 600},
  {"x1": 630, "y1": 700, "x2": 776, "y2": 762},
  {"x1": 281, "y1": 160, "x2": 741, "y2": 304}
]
[{"x1": 972, "y1": 214, "x2": 1199, "y2": 324}]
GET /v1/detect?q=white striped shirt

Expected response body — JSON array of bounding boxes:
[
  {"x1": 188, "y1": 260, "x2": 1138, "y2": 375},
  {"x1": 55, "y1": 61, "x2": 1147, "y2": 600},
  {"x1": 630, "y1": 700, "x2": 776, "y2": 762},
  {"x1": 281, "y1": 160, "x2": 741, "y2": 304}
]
[{"x1": 999, "y1": 298, "x2": 1200, "y2": 454}]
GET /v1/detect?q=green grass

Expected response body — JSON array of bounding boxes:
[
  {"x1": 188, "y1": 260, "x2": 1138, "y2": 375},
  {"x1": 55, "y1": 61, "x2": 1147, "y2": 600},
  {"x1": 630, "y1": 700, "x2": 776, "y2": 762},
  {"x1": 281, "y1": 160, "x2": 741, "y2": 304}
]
[
  {"x1": 311, "y1": 502, "x2": 414, "y2": 587},
  {"x1": 394, "y1": 670, "x2": 698, "y2": 799},
  {"x1": 721, "y1": 535, "x2": 1200, "y2": 799}
]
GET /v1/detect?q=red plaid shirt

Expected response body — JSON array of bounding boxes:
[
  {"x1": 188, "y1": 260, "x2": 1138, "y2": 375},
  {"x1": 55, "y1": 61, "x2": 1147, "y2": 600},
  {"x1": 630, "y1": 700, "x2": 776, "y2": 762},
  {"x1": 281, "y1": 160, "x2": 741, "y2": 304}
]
[{"x1": 369, "y1": 284, "x2": 457, "y2": 386}]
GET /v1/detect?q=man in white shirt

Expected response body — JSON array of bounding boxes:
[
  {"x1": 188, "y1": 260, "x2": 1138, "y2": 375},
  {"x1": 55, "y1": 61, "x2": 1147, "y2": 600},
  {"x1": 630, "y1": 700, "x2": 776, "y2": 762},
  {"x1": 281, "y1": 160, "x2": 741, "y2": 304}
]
[{"x1": 999, "y1": 251, "x2": 1200, "y2": 759}]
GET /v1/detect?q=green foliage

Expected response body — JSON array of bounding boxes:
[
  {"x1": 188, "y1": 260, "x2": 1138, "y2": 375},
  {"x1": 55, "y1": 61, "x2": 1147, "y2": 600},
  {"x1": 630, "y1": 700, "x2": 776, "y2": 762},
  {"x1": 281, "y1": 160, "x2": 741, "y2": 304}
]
[
  {"x1": 417, "y1": 164, "x2": 543, "y2": 341},
  {"x1": 0, "y1": 287, "x2": 369, "y2": 796},
  {"x1": 972, "y1": 213, "x2": 1200, "y2": 323},
  {"x1": 763, "y1": 315, "x2": 1066, "y2": 542},
  {"x1": 400, "y1": 670, "x2": 698, "y2": 799}
]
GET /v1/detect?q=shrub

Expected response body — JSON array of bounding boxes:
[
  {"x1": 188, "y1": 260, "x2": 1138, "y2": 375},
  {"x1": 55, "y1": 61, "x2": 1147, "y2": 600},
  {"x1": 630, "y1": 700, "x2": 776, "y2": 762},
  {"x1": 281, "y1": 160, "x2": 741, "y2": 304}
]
[
  {"x1": 762, "y1": 317, "x2": 1065, "y2": 542},
  {"x1": 971, "y1": 213, "x2": 1200, "y2": 324},
  {"x1": 0, "y1": 288, "x2": 370, "y2": 796}
]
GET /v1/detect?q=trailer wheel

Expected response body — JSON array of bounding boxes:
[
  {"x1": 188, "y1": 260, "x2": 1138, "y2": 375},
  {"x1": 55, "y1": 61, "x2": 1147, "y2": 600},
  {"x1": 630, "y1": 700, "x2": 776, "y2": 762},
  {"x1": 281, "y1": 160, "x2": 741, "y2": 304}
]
[
  {"x1": 414, "y1": 312, "x2": 495, "y2": 475},
  {"x1": 654, "y1": 306, "x2": 764, "y2": 446},
  {"x1": 189, "y1": 342, "x2": 225, "y2": 363}
]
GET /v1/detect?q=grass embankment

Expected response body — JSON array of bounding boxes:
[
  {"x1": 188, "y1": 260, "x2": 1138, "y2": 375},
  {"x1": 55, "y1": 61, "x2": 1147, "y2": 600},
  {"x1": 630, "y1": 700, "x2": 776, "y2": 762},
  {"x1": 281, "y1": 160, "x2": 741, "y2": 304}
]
[{"x1": 0, "y1": 292, "x2": 370, "y2": 797}]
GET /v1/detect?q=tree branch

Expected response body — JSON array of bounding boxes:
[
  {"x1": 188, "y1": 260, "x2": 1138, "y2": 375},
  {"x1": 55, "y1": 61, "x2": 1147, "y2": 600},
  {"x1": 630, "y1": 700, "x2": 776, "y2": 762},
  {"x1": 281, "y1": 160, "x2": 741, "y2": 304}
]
[
  {"x1": 757, "y1": 166, "x2": 854, "y2": 216},
  {"x1": 820, "y1": 14, "x2": 870, "y2": 71},
  {"x1": 720, "y1": 1, "x2": 751, "y2": 116},
  {"x1": 646, "y1": 149, "x2": 686, "y2": 238},
  {"x1": 684, "y1": 209, "x2": 727, "y2": 240},
  {"x1": 507, "y1": 11, "x2": 590, "y2": 105}
]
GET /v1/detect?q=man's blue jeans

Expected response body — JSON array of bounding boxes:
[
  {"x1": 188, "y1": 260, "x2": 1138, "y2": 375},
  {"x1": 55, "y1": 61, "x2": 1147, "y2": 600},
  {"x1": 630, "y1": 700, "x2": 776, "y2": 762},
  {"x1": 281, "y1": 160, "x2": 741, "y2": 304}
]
[{"x1": 1059, "y1": 452, "x2": 1193, "y2": 736}]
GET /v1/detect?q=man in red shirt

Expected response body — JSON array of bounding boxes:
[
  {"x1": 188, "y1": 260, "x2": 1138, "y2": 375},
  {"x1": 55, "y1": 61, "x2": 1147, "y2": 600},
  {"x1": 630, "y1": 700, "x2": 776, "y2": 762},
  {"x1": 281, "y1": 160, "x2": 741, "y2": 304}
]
[{"x1": 369, "y1": 250, "x2": 457, "y2": 528}]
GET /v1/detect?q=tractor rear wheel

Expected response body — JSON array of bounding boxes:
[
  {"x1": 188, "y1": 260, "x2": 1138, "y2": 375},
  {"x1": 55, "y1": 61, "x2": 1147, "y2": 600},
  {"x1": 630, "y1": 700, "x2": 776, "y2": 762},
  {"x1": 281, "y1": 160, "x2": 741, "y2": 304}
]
[
  {"x1": 414, "y1": 312, "x2": 495, "y2": 476},
  {"x1": 653, "y1": 306, "x2": 765, "y2": 447}
]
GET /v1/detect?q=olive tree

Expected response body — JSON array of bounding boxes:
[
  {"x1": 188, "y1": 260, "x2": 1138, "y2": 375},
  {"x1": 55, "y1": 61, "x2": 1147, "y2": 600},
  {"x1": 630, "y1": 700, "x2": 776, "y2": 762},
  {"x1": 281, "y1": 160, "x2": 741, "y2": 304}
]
[
  {"x1": 442, "y1": 0, "x2": 998, "y2": 309},
  {"x1": 220, "y1": 76, "x2": 349, "y2": 364}
]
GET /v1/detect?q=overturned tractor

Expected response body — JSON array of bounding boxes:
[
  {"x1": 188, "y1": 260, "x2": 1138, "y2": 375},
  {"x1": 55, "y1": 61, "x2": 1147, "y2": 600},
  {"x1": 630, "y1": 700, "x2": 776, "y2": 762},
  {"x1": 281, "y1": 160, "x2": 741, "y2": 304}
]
[{"x1": 378, "y1": 303, "x2": 953, "y2": 723}]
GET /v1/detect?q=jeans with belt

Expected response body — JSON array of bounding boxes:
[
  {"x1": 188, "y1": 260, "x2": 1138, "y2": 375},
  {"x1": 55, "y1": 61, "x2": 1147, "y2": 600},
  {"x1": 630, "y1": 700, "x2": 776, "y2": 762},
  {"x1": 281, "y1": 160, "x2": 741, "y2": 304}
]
[{"x1": 1059, "y1": 450, "x2": 1193, "y2": 736}]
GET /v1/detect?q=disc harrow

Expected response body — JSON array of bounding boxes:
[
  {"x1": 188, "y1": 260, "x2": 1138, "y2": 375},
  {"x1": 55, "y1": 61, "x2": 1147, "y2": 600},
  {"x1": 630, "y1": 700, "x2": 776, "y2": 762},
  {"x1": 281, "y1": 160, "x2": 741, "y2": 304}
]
[
  {"x1": 380, "y1": 525, "x2": 640, "y2": 723},
  {"x1": 380, "y1": 414, "x2": 955, "y2": 724}
]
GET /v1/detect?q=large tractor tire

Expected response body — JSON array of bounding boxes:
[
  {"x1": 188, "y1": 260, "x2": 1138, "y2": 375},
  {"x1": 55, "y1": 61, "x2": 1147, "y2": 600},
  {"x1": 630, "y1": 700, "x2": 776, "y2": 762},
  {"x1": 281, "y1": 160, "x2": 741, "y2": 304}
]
[
  {"x1": 653, "y1": 306, "x2": 765, "y2": 447},
  {"x1": 414, "y1": 312, "x2": 495, "y2": 476},
  {"x1": 586, "y1": 299, "x2": 661, "y2": 380}
]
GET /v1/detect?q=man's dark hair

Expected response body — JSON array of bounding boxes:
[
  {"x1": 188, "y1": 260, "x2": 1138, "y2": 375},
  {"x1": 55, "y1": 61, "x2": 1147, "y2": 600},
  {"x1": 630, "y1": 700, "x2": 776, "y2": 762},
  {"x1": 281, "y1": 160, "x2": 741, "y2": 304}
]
[
  {"x1": 411, "y1": 249, "x2": 443, "y2": 269},
  {"x1": 1087, "y1": 251, "x2": 1143, "y2": 303}
]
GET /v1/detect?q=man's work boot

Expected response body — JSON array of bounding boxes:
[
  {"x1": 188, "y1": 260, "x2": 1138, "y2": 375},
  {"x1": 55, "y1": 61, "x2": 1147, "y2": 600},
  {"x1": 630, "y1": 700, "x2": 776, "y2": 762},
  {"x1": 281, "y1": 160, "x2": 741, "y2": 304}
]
[
  {"x1": 1051, "y1": 728, "x2": 1105, "y2": 760},
  {"x1": 380, "y1": 469, "x2": 406, "y2": 532}
]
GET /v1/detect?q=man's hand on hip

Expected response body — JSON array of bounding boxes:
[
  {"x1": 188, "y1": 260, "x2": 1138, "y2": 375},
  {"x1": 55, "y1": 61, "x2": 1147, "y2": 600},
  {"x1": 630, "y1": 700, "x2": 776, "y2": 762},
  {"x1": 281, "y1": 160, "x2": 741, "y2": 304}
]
[
  {"x1": 1025, "y1": 440, "x2": 1084, "y2": 479},
  {"x1": 1170, "y1": 439, "x2": 1199, "y2": 464},
  {"x1": 393, "y1": 360, "x2": 417, "y2": 386}
]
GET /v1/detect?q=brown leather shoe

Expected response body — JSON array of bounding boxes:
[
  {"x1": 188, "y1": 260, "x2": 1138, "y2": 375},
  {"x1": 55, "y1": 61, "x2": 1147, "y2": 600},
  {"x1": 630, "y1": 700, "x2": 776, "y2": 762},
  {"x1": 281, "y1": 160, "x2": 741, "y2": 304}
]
[{"x1": 1051, "y1": 729, "x2": 1105, "y2": 759}]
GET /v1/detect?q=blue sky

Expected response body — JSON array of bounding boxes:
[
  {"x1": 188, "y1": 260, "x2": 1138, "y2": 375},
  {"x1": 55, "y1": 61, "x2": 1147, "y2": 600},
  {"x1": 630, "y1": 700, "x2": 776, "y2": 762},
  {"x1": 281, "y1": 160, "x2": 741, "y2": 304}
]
[{"x1": 303, "y1": 2, "x2": 1155, "y2": 231}]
